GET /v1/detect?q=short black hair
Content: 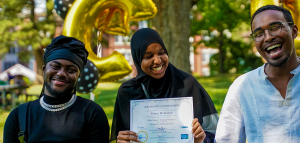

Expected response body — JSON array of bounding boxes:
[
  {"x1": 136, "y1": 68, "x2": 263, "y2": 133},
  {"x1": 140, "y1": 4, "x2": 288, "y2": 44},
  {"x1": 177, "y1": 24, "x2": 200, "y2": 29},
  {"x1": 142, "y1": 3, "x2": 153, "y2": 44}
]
[{"x1": 251, "y1": 5, "x2": 294, "y2": 31}]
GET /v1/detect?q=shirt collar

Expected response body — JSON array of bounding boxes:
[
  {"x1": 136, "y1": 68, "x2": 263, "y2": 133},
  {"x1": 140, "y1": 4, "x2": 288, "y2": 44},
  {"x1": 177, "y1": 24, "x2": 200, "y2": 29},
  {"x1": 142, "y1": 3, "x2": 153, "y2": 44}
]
[
  {"x1": 260, "y1": 63, "x2": 268, "y2": 80},
  {"x1": 291, "y1": 64, "x2": 300, "y2": 74},
  {"x1": 260, "y1": 62, "x2": 300, "y2": 80}
]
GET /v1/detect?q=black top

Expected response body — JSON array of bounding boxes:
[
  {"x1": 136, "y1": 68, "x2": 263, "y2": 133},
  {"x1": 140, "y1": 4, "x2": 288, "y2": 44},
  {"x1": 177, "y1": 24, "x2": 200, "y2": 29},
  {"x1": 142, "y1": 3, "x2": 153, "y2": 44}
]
[
  {"x1": 4, "y1": 96, "x2": 109, "y2": 143},
  {"x1": 110, "y1": 28, "x2": 217, "y2": 142}
]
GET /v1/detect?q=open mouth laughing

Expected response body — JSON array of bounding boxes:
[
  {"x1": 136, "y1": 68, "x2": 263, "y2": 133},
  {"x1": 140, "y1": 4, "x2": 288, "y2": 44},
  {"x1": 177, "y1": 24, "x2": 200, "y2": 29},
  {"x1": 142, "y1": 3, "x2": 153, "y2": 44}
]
[
  {"x1": 265, "y1": 43, "x2": 282, "y2": 58},
  {"x1": 151, "y1": 65, "x2": 163, "y2": 74}
]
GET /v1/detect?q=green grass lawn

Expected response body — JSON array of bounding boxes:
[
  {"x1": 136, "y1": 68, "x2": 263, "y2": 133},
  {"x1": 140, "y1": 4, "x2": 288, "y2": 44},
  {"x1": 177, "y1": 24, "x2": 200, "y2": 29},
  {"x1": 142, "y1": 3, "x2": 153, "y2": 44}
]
[
  {"x1": 0, "y1": 74, "x2": 239, "y2": 142},
  {"x1": 195, "y1": 74, "x2": 240, "y2": 112}
]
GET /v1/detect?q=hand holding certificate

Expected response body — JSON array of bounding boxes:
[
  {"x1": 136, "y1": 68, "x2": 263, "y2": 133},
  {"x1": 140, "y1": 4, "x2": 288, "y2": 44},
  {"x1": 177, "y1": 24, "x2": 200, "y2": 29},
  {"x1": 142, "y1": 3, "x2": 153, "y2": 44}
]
[
  {"x1": 117, "y1": 131, "x2": 140, "y2": 142},
  {"x1": 127, "y1": 97, "x2": 205, "y2": 143},
  {"x1": 192, "y1": 118, "x2": 206, "y2": 143}
]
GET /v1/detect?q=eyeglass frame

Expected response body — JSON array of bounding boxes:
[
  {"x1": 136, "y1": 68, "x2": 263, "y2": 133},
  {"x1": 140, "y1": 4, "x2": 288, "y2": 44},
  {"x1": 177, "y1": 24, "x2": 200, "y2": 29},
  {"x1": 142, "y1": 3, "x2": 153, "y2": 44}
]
[{"x1": 250, "y1": 22, "x2": 294, "y2": 42}]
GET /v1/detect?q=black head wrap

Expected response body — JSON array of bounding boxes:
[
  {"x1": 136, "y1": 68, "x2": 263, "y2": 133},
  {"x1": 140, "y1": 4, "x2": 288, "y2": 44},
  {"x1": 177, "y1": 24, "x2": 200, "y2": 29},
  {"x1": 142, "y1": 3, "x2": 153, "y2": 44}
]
[
  {"x1": 43, "y1": 35, "x2": 88, "y2": 72},
  {"x1": 110, "y1": 28, "x2": 217, "y2": 142},
  {"x1": 40, "y1": 35, "x2": 88, "y2": 98}
]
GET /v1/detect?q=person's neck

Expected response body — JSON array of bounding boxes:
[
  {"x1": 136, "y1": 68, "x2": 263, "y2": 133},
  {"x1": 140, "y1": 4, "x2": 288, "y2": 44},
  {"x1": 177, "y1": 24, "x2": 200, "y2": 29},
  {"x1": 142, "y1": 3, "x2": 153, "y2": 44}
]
[
  {"x1": 265, "y1": 55, "x2": 300, "y2": 79},
  {"x1": 43, "y1": 93, "x2": 73, "y2": 105},
  {"x1": 43, "y1": 90, "x2": 74, "y2": 105}
]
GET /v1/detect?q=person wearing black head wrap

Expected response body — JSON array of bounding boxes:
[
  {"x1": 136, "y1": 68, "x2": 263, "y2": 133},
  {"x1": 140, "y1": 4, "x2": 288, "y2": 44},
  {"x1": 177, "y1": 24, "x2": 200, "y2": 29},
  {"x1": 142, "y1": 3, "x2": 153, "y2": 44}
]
[
  {"x1": 110, "y1": 28, "x2": 218, "y2": 143},
  {"x1": 40, "y1": 35, "x2": 88, "y2": 99},
  {"x1": 4, "y1": 35, "x2": 109, "y2": 143}
]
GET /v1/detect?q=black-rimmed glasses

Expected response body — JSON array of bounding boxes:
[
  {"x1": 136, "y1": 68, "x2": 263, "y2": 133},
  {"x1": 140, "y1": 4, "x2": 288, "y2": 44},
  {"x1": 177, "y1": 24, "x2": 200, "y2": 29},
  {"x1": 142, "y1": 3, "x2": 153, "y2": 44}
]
[{"x1": 251, "y1": 22, "x2": 293, "y2": 42}]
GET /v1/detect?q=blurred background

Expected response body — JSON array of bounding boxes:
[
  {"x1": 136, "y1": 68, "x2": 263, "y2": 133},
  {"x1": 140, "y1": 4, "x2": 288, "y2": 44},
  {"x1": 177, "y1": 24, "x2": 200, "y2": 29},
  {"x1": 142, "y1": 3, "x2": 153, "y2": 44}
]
[{"x1": 0, "y1": 0, "x2": 299, "y2": 142}]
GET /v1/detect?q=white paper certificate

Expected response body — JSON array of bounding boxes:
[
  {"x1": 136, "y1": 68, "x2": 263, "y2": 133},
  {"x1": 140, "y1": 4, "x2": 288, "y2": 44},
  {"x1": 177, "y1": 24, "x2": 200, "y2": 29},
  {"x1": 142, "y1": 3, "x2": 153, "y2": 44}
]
[{"x1": 130, "y1": 97, "x2": 194, "y2": 143}]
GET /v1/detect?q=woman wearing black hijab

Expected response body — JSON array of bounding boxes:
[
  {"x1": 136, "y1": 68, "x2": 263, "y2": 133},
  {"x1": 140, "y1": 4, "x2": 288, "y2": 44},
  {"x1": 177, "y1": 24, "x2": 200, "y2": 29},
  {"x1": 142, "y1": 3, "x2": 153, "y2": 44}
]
[{"x1": 111, "y1": 28, "x2": 218, "y2": 143}]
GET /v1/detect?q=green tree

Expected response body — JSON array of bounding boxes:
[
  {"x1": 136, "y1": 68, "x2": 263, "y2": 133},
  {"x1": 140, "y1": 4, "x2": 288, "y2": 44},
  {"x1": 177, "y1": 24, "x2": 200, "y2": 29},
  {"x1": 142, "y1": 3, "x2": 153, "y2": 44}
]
[
  {"x1": 192, "y1": 0, "x2": 262, "y2": 74},
  {"x1": 0, "y1": 0, "x2": 56, "y2": 83},
  {"x1": 208, "y1": 38, "x2": 263, "y2": 75}
]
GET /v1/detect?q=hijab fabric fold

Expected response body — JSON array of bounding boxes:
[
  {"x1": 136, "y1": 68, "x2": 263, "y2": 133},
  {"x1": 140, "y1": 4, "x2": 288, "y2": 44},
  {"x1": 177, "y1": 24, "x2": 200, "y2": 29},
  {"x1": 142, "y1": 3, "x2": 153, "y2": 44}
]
[{"x1": 110, "y1": 28, "x2": 217, "y2": 142}]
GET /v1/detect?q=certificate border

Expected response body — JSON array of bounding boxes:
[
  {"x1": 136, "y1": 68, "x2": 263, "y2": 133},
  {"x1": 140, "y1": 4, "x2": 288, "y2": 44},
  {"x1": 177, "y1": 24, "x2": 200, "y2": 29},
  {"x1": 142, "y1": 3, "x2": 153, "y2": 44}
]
[{"x1": 130, "y1": 97, "x2": 194, "y2": 143}]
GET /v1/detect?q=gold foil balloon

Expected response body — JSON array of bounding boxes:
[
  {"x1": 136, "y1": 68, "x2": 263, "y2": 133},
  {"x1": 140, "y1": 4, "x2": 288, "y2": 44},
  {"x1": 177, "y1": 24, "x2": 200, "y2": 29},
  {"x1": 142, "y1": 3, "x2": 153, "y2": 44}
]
[
  {"x1": 62, "y1": 0, "x2": 157, "y2": 82},
  {"x1": 94, "y1": 51, "x2": 135, "y2": 82},
  {"x1": 283, "y1": 0, "x2": 300, "y2": 55},
  {"x1": 251, "y1": 0, "x2": 300, "y2": 55},
  {"x1": 250, "y1": 0, "x2": 279, "y2": 16}
]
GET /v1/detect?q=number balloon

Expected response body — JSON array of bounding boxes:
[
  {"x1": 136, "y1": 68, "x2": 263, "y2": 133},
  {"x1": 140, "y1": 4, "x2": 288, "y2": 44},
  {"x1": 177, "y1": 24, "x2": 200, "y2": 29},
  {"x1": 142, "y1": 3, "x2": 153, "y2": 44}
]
[{"x1": 62, "y1": 0, "x2": 157, "y2": 82}]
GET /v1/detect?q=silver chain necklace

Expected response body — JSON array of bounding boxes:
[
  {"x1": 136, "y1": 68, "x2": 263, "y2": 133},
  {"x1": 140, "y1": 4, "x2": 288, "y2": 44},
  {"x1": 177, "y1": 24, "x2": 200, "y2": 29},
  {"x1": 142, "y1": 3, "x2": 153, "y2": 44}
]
[{"x1": 40, "y1": 94, "x2": 77, "y2": 112}]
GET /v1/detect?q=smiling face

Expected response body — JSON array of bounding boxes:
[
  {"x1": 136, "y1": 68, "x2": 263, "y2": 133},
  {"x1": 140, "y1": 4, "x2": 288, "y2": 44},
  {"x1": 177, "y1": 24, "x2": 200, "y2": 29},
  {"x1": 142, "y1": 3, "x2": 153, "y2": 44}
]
[
  {"x1": 141, "y1": 43, "x2": 169, "y2": 79},
  {"x1": 252, "y1": 10, "x2": 298, "y2": 67},
  {"x1": 42, "y1": 59, "x2": 80, "y2": 98}
]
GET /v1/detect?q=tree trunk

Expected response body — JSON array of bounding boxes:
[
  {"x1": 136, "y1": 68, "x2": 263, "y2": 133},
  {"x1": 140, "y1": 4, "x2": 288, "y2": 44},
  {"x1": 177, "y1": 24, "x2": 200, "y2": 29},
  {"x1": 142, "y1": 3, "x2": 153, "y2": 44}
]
[
  {"x1": 29, "y1": 0, "x2": 42, "y2": 84},
  {"x1": 151, "y1": 0, "x2": 192, "y2": 74},
  {"x1": 29, "y1": 0, "x2": 38, "y2": 29},
  {"x1": 218, "y1": 31, "x2": 225, "y2": 74},
  {"x1": 33, "y1": 48, "x2": 44, "y2": 84},
  {"x1": 29, "y1": 0, "x2": 44, "y2": 84}
]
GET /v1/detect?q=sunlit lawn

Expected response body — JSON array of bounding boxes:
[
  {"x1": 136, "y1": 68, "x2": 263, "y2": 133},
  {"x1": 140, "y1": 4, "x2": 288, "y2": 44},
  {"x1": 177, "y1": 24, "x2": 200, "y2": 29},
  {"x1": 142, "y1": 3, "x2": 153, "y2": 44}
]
[
  {"x1": 195, "y1": 74, "x2": 240, "y2": 112},
  {"x1": 0, "y1": 74, "x2": 239, "y2": 142}
]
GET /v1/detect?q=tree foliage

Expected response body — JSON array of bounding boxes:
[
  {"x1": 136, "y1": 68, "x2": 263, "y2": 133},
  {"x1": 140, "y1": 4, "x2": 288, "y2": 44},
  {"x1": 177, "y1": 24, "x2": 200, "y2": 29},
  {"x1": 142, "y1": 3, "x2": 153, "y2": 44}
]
[
  {"x1": 208, "y1": 38, "x2": 263, "y2": 75},
  {"x1": 0, "y1": 0, "x2": 56, "y2": 78},
  {"x1": 192, "y1": 0, "x2": 263, "y2": 74}
]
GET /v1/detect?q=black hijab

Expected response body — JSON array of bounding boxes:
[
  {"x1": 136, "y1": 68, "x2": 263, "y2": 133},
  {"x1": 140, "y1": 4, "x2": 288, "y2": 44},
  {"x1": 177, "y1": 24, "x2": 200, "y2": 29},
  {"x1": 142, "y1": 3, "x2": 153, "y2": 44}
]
[{"x1": 110, "y1": 28, "x2": 217, "y2": 141}]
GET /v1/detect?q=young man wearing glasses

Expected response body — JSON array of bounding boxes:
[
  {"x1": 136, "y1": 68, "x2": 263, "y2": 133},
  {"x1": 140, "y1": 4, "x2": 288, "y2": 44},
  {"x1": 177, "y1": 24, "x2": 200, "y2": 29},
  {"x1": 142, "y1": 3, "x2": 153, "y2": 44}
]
[{"x1": 215, "y1": 5, "x2": 300, "y2": 143}]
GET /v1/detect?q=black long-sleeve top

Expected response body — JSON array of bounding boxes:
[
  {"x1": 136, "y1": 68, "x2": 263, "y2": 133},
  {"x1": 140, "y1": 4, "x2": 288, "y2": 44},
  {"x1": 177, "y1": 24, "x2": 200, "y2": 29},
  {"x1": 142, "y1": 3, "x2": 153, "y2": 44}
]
[{"x1": 4, "y1": 95, "x2": 109, "y2": 143}]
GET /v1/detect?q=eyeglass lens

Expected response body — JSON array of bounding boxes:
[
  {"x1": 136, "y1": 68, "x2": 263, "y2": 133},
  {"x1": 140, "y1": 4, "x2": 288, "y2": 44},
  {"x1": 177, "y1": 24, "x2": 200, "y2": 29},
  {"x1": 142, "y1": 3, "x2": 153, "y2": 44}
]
[{"x1": 253, "y1": 23, "x2": 282, "y2": 41}]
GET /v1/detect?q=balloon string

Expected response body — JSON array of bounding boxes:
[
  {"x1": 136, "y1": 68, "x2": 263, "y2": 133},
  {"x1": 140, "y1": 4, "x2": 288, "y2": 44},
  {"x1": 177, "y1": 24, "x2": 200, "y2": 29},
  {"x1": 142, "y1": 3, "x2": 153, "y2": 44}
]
[
  {"x1": 96, "y1": 8, "x2": 115, "y2": 58},
  {"x1": 97, "y1": 31, "x2": 103, "y2": 58},
  {"x1": 97, "y1": 43, "x2": 102, "y2": 58}
]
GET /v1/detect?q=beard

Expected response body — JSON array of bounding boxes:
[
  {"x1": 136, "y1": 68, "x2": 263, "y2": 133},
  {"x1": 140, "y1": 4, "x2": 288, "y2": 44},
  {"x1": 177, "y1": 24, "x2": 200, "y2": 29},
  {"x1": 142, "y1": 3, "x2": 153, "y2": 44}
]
[
  {"x1": 44, "y1": 81, "x2": 74, "y2": 98},
  {"x1": 267, "y1": 54, "x2": 290, "y2": 67}
]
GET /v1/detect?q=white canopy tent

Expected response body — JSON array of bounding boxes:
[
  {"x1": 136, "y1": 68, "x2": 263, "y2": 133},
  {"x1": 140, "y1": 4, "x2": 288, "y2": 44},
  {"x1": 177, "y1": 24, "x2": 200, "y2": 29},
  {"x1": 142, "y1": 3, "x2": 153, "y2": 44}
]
[{"x1": 0, "y1": 64, "x2": 36, "y2": 81}]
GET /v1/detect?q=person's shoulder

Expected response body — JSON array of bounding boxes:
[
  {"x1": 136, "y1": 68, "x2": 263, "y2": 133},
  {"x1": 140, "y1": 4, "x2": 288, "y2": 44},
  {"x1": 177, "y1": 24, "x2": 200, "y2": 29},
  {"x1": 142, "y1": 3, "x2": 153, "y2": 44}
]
[
  {"x1": 234, "y1": 65, "x2": 263, "y2": 83},
  {"x1": 7, "y1": 106, "x2": 19, "y2": 119},
  {"x1": 4, "y1": 106, "x2": 20, "y2": 142},
  {"x1": 118, "y1": 79, "x2": 140, "y2": 93},
  {"x1": 119, "y1": 78, "x2": 138, "y2": 87},
  {"x1": 8, "y1": 101, "x2": 37, "y2": 118},
  {"x1": 76, "y1": 96, "x2": 106, "y2": 112},
  {"x1": 5, "y1": 105, "x2": 20, "y2": 129},
  {"x1": 76, "y1": 96, "x2": 98, "y2": 106},
  {"x1": 229, "y1": 65, "x2": 263, "y2": 90},
  {"x1": 172, "y1": 66, "x2": 192, "y2": 78},
  {"x1": 175, "y1": 69, "x2": 199, "y2": 83}
]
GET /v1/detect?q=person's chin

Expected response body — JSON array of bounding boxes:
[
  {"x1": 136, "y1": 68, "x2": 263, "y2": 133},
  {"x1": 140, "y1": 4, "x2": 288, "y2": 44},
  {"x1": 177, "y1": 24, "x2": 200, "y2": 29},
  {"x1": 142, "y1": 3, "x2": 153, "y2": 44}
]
[
  {"x1": 51, "y1": 85, "x2": 67, "y2": 92},
  {"x1": 50, "y1": 85, "x2": 68, "y2": 93},
  {"x1": 151, "y1": 71, "x2": 166, "y2": 79},
  {"x1": 267, "y1": 54, "x2": 290, "y2": 67}
]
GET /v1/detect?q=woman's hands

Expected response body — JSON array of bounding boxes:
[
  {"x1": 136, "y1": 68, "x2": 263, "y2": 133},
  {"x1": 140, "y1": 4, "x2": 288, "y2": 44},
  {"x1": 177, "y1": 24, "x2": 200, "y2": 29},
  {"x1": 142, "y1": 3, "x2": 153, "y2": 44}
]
[
  {"x1": 117, "y1": 119, "x2": 205, "y2": 143},
  {"x1": 192, "y1": 118, "x2": 206, "y2": 143},
  {"x1": 117, "y1": 130, "x2": 140, "y2": 143}
]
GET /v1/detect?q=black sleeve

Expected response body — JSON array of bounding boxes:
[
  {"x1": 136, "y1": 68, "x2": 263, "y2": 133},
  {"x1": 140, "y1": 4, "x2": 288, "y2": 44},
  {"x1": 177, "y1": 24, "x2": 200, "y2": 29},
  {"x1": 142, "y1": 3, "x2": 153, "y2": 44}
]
[
  {"x1": 110, "y1": 86, "x2": 131, "y2": 142},
  {"x1": 204, "y1": 131, "x2": 215, "y2": 143},
  {"x1": 86, "y1": 102, "x2": 110, "y2": 143},
  {"x1": 110, "y1": 96, "x2": 123, "y2": 142},
  {"x1": 4, "y1": 108, "x2": 21, "y2": 143}
]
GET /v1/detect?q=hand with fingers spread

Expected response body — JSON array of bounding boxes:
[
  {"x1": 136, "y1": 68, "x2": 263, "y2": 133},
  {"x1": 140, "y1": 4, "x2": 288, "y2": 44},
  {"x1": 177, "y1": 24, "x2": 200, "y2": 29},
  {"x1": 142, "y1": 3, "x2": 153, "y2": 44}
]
[
  {"x1": 117, "y1": 130, "x2": 140, "y2": 143},
  {"x1": 192, "y1": 118, "x2": 206, "y2": 143}
]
